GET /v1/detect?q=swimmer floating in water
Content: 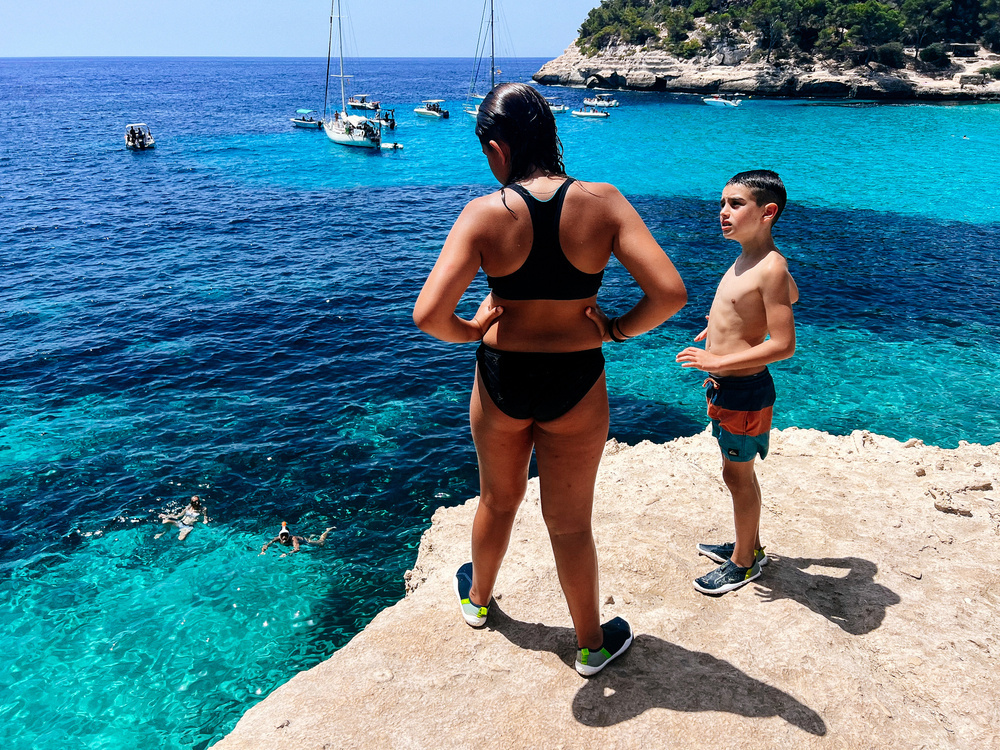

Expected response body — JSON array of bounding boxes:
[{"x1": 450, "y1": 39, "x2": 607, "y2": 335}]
[
  {"x1": 156, "y1": 495, "x2": 207, "y2": 541},
  {"x1": 260, "y1": 521, "x2": 335, "y2": 557}
]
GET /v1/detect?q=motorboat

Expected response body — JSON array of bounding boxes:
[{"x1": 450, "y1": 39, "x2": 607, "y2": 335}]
[
  {"x1": 571, "y1": 107, "x2": 610, "y2": 118},
  {"x1": 703, "y1": 94, "x2": 742, "y2": 107},
  {"x1": 414, "y1": 99, "x2": 449, "y2": 119},
  {"x1": 374, "y1": 108, "x2": 397, "y2": 130},
  {"x1": 290, "y1": 109, "x2": 322, "y2": 128},
  {"x1": 583, "y1": 93, "x2": 619, "y2": 107},
  {"x1": 545, "y1": 98, "x2": 569, "y2": 114},
  {"x1": 347, "y1": 94, "x2": 380, "y2": 110},
  {"x1": 125, "y1": 123, "x2": 155, "y2": 150}
]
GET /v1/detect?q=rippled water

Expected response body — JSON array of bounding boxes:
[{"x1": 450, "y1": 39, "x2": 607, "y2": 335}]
[{"x1": 1, "y1": 57, "x2": 998, "y2": 748}]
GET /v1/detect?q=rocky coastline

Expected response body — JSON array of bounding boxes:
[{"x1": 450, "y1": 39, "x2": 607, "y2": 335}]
[
  {"x1": 533, "y1": 41, "x2": 1000, "y2": 101},
  {"x1": 214, "y1": 428, "x2": 1000, "y2": 749}
]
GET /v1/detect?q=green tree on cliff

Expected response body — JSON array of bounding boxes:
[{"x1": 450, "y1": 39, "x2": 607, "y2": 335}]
[
  {"x1": 843, "y1": 0, "x2": 906, "y2": 58},
  {"x1": 575, "y1": 0, "x2": 999, "y2": 60},
  {"x1": 748, "y1": 0, "x2": 794, "y2": 59},
  {"x1": 902, "y1": 0, "x2": 952, "y2": 57}
]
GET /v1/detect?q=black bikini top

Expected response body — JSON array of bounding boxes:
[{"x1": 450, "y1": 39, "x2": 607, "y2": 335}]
[{"x1": 486, "y1": 178, "x2": 604, "y2": 301}]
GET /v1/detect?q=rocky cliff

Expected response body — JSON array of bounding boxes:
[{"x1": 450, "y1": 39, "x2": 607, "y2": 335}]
[
  {"x1": 214, "y1": 428, "x2": 999, "y2": 749},
  {"x1": 533, "y1": 41, "x2": 1000, "y2": 100}
]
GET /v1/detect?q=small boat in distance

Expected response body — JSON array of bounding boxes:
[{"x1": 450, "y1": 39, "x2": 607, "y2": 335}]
[
  {"x1": 571, "y1": 107, "x2": 610, "y2": 118},
  {"x1": 703, "y1": 94, "x2": 742, "y2": 107},
  {"x1": 290, "y1": 109, "x2": 322, "y2": 128},
  {"x1": 545, "y1": 98, "x2": 569, "y2": 114},
  {"x1": 414, "y1": 99, "x2": 450, "y2": 119},
  {"x1": 583, "y1": 93, "x2": 619, "y2": 108},
  {"x1": 374, "y1": 108, "x2": 397, "y2": 130},
  {"x1": 125, "y1": 123, "x2": 155, "y2": 150},
  {"x1": 348, "y1": 94, "x2": 380, "y2": 111}
]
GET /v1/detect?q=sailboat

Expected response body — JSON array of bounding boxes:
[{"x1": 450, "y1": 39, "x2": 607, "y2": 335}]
[
  {"x1": 322, "y1": 0, "x2": 400, "y2": 150},
  {"x1": 464, "y1": 0, "x2": 499, "y2": 119}
]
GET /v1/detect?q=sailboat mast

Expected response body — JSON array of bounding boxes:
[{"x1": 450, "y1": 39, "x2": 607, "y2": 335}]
[
  {"x1": 338, "y1": 0, "x2": 347, "y2": 113},
  {"x1": 323, "y1": 0, "x2": 334, "y2": 119},
  {"x1": 489, "y1": 0, "x2": 495, "y2": 89}
]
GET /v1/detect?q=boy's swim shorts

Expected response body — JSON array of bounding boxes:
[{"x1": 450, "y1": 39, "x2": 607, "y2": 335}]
[{"x1": 704, "y1": 368, "x2": 775, "y2": 462}]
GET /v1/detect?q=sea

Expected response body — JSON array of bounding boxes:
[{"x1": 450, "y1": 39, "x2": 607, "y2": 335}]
[{"x1": 1, "y1": 57, "x2": 998, "y2": 748}]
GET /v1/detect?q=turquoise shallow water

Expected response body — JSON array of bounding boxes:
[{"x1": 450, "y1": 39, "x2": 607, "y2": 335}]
[{"x1": 1, "y1": 57, "x2": 998, "y2": 748}]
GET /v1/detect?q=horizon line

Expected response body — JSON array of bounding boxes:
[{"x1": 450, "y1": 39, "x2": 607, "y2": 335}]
[{"x1": 0, "y1": 54, "x2": 559, "y2": 60}]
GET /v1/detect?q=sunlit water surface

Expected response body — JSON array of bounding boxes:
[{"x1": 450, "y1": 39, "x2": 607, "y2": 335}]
[{"x1": 1, "y1": 57, "x2": 998, "y2": 748}]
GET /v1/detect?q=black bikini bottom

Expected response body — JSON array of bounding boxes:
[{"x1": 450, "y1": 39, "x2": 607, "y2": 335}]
[{"x1": 475, "y1": 343, "x2": 605, "y2": 422}]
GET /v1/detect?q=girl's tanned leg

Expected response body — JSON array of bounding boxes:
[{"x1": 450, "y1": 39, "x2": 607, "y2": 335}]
[
  {"x1": 468, "y1": 372, "x2": 534, "y2": 608},
  {"x1": 533, "y1": 375, "x2": 609, "y2": 650}
]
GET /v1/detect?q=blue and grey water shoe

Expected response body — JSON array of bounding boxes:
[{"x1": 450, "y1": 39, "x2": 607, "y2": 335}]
[
  {"x1": 693, "y1": 559, "x2": 762, "y2": 595},
  {"x1": 453, "y1": 562, "x2": 489, "y2": 628},
  {"x1": 696, "y1": 541, "x2": 769, "y2": 567},
  {"x1": 575, "y1": 616, "x2": 634, "y2": 677}
]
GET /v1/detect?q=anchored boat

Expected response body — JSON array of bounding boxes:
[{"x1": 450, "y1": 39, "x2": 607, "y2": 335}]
[
  {"x1": 414, "y1": 99, "x2": 450, "y2": 119},
  {"x1": 125, "y1": 123, "x2": 155, "y2": 150},
  {"x1": 583, "y1": 93, "x2": 619, "y2": 108},
  {"x1": 290, "y1": 109, "x2": 322, "y2": 128}
]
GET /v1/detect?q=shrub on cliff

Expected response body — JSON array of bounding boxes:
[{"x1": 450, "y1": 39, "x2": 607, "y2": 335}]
[
  {"x1": 875, "y1": 41, "x2": 908, "y2": 65},
  {"x1": 979, "y1": 63, "x2": 1000, "y2": 77},
  {"x1": 919, "y1": 40, "x2": 952, "y2": 64}
]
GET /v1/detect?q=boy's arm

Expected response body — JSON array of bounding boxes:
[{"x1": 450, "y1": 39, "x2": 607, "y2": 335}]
[
  {"x1": 788, "y1": 271, "x2": 799, "y2": 305},
  {"x1": 678, "y1": 254, "x2": 795, "y2": 372}
]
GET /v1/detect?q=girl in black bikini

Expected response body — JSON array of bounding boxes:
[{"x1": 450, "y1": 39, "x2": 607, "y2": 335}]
[{"x1": 414, "y1": 83, "x2": 686, "y2": 676}]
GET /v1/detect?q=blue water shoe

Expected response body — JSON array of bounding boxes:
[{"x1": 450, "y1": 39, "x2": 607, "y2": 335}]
[
  {"x1": 575, "y1": 616, "x2": 634, "y2": 676},
  {"x1": 453, "y1": 562, "x2": 489, "y2": 628},
  {"x1": 693, "y1": 559, "x2": 761, "y2": 595},
  {"x1": 697, "y1": 541, "x2": 769, "y2": 567}
]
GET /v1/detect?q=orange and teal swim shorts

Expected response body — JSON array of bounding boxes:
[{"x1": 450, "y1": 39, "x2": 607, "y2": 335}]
[{"x1": 704, "y1": 369, "x2": 775, "y2": 462}]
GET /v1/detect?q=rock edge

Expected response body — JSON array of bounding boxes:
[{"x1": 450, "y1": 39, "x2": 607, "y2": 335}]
[
  {"x1": 533, "y1": 41, "x2": 1000, "y2": 101},
  {"x1": 214, "y1": 428, "x2": 1000, "y2": 749}
]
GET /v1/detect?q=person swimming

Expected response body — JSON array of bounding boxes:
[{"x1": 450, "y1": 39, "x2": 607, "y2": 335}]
[
  {"x1": 260, "y1": 521, "x2": 335, "y2": 557},
  {"x1": 156, "y1": 495, "x2": 206, "y2": 541}
]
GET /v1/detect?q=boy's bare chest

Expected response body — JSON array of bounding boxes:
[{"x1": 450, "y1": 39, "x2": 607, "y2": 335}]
[{"x1": 711, "y1": 268, "x2": 764, "y2": 318}]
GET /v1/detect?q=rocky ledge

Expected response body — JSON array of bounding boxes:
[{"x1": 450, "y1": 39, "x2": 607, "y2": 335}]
[
  {"x1": 214, "y1": 428, "x2": 999, "y2": 749},
  {"x1": 533, "y1": 42, "x2": 1000, "y2": 100}
]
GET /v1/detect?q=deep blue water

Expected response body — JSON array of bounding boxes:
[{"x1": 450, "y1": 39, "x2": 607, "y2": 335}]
[{"x1": 0, "y1": 57, "x2": 998, "y2": 748}]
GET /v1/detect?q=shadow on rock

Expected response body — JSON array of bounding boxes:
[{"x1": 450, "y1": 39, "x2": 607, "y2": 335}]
[
  {"x1": 487, "y1": 607, "x2": 826, "y2": 736},
  {"x1": 754, "y1": 556, "x2": 901, "y2": 635}
]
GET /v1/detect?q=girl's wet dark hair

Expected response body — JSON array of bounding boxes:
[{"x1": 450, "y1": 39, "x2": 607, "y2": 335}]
[{"x1": 476, "y1": 83, "x2": 565, "y2": 186}]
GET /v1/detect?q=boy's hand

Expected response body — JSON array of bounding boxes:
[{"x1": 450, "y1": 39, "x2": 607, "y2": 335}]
[
  {"x1": 676, "y1": 346, "x2": 722, "y2": 371},
  {"x1": 584, "y1": 305, "x2": 613, "y2": 342},
  {"x1": 693, "y1": 314, "x2": 709, "y2": 342}
]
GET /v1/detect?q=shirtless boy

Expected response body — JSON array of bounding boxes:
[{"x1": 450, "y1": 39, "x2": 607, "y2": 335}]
[{"x1": 676, "y1": 170, "x2": 798, "y2": 595}]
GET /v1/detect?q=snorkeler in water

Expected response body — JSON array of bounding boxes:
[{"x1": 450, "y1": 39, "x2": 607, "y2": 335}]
[
  {"x1": 156, "y1": 495, "x2": 207, "y2": 541},
  {"x1": 260, "y1": 521, "x2": 335, "y2": 557}
]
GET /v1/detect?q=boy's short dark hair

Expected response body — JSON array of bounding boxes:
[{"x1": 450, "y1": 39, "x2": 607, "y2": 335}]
[{"x1": 727, "y1": 170, "x2": 787, "y2": 222}]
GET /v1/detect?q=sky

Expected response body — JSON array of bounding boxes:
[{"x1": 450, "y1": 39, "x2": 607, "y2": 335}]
[{"x1": 0, "y1": 0, "x2": 601, "y2": 58}]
